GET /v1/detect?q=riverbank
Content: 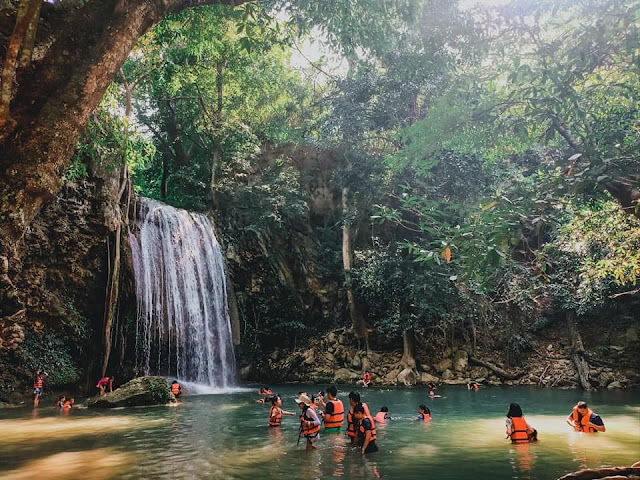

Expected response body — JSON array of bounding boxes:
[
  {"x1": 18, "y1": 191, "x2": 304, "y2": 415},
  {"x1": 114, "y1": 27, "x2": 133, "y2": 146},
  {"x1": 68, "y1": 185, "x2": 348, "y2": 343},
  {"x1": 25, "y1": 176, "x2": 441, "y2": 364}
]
[{"x1": 239, "y1": 327, "x2": 640, "y2": 390}]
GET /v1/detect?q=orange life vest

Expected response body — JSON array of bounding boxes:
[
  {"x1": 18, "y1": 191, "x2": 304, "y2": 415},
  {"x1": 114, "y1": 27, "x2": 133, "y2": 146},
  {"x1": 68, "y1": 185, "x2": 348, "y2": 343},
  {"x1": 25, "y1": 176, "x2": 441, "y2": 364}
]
[
  {"x1": 324, "y1": 399, "x2": 344, "y2": 428},
  {"x1": 374, "y1": 412, "x2": 388, "y2": 423},
  {"x1": 33, "y1": 376, "x2": 43, "y2": 389},
  {"x1": 347, "y1": 402, "x2": 370, "y2": 437},
  {"x1": 171, "y1": 383, "x2": 180, "y2": 395},
  {"x1": 358, "y1": 415, "x2": 377, "y2": 442},
  {"x1": 510, "y1": 416, "x2": 530, "y2": 443},
  {"x1": 571, "y1": 406, "x2": 597, "y2": 433},
  {"x1": 363, "y1": 373, "x2": 371, "y2": 383},
  {"x1": 63, "y1": 401, "x2": 72, "y2": 409},
  {"x1": 421, "y1": 413, "x2": 431, "y2": 422},
  {"x1": 269, "y1": 406, "x2": 282, "y2": 427},
  {"x1": 300, "y1": 407, "x2": 320, "y2": 437}
]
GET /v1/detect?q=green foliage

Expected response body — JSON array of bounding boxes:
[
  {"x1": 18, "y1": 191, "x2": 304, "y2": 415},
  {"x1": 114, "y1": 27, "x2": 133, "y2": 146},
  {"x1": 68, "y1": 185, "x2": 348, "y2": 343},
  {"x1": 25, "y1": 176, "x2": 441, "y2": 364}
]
[{"x1": 21, "y1": 332, "x2": 81, "y2": 388}]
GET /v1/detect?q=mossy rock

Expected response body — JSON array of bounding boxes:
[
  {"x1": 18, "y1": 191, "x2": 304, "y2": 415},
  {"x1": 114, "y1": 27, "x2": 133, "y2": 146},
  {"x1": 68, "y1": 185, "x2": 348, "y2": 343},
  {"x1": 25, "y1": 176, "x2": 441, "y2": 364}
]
[{"x1": 87, "y1": 376, "x2": 172, "y2": 408}]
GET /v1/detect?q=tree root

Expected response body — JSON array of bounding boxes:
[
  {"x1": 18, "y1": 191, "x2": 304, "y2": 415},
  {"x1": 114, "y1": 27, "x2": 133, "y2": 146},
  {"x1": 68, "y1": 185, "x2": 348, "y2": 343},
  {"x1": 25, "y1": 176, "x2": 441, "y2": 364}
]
[{"x1": 469, "y1": 356, "x2": 524, "y2": 380}]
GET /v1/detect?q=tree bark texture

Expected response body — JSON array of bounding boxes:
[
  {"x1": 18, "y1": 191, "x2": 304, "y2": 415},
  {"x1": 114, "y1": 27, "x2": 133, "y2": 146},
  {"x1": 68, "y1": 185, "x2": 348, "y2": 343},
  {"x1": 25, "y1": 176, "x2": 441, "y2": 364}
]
[
  {"x1": 566, "y1": 311, "x2": 591, "y2": 390},
  {"x1": 342, "y1": 185, "x2": 368, "y2": 345},
  {"x1": 401, "y1": 329, "x2": 416, "y2": 369},
  {"x1": 0, "y1": 0, "x2": 248, "y2": 317},
  {"x1": 469, "y1": 356, "x2": 524, "y2": 380}
]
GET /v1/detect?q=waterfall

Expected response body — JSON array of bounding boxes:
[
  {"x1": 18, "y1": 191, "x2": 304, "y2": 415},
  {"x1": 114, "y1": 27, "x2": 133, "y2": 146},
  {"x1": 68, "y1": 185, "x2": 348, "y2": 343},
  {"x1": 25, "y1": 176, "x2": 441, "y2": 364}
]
[{"x1": 129, "y1": 198, "x2": 235, "y2": 388}]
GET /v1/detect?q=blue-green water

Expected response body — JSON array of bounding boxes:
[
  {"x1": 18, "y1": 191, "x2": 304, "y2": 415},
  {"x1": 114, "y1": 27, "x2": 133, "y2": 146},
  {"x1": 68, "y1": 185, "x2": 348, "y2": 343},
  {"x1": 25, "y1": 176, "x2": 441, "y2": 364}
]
[{"x1": 1, "y1": 385, "x2": 638, "y2": 479}]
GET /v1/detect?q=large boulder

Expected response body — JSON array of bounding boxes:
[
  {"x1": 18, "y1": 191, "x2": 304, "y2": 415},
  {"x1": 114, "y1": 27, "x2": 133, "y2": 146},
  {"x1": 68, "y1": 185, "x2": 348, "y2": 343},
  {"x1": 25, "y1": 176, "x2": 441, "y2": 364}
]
[
  {"x1": 419, "y1": 372, "x2": 440, "y2": 385},
  {"x1": 453, "y1": 350, "x2": 468, "y2": 372},
  {"x1": 303, "y1": 348, "x2": 316, "y2": 365},
  {"x1": 351, "y1": 354, "x2": 362, "y2": 370},
  {"x1": 361, "y1": 356, "x2": 371, "y2": 373},
  {"x1": 435, "y1": 358, "x2": 453, "y2": 373},
  {"x1": 397, "y1": 368, "x2": 418, "y2": 386},
  {"x1": 87, "y1": 376, "x2": 173, "y2": 408},
  {"x1": 334, "y1": 368, "x2": 356, "y2": 384},
  {"x1": 441, "y1": 369, "x2": 454, "y2": 381}
]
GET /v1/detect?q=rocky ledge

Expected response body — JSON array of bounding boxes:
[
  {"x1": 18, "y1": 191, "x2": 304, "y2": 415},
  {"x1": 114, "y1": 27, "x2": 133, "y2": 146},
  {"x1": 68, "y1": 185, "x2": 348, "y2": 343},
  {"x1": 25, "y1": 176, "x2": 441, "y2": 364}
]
[{"x1": 87, "y1": 376, "x2": 174, "y2": 408}]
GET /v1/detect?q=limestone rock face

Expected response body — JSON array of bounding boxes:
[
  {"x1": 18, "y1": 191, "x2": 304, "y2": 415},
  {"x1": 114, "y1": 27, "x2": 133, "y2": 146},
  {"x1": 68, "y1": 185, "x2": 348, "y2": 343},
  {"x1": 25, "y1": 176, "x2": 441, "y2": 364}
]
[
  {"x1": 334, "y1": 368, "x2": 356, "y2": 384},
  {"x1": 398, "y1": 368, "x2": 418, "y2": 386},
  {"x1": 453, "y1": 350, "x2": 468, "y2": 372},
  {"x1": 420, "y1": 372, "x2": 440, "y2": 385},
  {"x1": 351, "y1": 354, "x2": 362, "y2": 369},
  {"x1": 435, "y1": 359, "x2": 453, "y2": 373},
  {"x1": 441, "y1": 369, "x2": 454, "y2": 380},
  {"x1": 87, "y1": 376, "x2": 173, "y2": 408},
  {"x1": 607, "y1": 380, "x2": 623, "y2": 390}
]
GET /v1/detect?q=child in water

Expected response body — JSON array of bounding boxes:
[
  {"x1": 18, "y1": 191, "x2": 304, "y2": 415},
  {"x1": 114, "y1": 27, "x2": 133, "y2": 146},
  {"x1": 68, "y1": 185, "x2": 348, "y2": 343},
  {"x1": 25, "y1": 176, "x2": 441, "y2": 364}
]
[
  {"x1": 417, "y1": 405, "x2": 431, "y2": 421},
  {"x1": 56, "y1": 395, "x2": 65, "y2": 408},
  {"x1": 268, "y1": 394, "x2": 295, "y2": 427},
  {"x1": 374, "y1": 406, "x2": 390, "y2": 423},
  {"x1": 428, "y1": 390, "x2": 442, "y2": 398}
]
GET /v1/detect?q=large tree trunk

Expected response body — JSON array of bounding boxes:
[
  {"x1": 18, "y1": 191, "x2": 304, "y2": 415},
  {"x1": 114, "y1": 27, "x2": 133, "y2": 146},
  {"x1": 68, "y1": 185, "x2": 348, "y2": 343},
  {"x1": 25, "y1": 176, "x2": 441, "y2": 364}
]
[
  {"x1": 566, "y1": 311, "x2": 591, "y2": 390},
  {"x1": 0, "y1": 0, "x2": 248, "y2": 318},
  {"x1": 401, "y1": 329, "x2": 416, "y2": 369},
  {"x1": 342, "y1": 185, "x2": 368, "y2": 350},
  {"x1": 210, "y1": 60, "x2": 223, "y2": 206}
]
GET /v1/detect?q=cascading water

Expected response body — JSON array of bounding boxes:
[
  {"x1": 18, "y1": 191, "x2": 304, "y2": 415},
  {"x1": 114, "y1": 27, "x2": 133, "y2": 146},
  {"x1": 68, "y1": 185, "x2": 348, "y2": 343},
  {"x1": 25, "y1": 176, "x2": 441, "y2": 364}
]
[{"x1": 129, "y1": 197, "x2": 235, "y2": 388}]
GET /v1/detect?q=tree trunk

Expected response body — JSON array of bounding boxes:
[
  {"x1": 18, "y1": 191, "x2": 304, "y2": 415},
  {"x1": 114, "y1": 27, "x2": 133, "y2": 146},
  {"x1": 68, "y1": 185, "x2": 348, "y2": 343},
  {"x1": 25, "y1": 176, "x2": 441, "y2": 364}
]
[
  {"x1": 226, "y1": 270, "x2": 241, "y2": 346},
  {"x1": 0, "y1": 0, "x2": 248, "y2": 318},
  {"x1": 17, "y1": 0, "x2": 42, "y2": 69},
  {"x1": 102, "y1": 220, "x2": 121, "y2": 377},
  {"x1": 566, "y1": 311, "x2": 591, "y2": 390},
  {"x1": 401, "y1": 329, "x2": 416, "y2": 369},
  {"x1": 342, "y1": 185, "x2": 368, "y2": 349},
  {"x1": 210, "y1": 60, "x2": 223, "y2": 206},
  {"x1": 469, "y1": 356, "x2": 524, "y2": 380},
  {"x1": 161, "y1": 155, "x2": 169, "y2": 201}
]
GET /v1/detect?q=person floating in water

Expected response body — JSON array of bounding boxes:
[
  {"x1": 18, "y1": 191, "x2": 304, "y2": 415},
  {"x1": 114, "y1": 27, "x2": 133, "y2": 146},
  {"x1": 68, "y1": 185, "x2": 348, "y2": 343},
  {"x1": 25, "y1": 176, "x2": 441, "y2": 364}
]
[
  {"x1": 353, "y1": 403, "x2": 378, "y2": 454},
  {"x1": 32, "y1": 369, "x2": 47, "y2": 407},
  {"x1": 268, "y1": 394, "x2": 295, "y2": 427},
  {"x1": 374, "y1": 406, "x2": 390, "y2": 423},
  {"x1": 171, "y1": 380, "x2": 181, "y2": 399},
  {"x1": 417, "y1": 405, "x2": 431, "y2": 421},
  {"x1": 467, "y1": 381, "x2": 479, "y2": 391},
  {"x1": 56, "y1": 395, "x2": 65, "y2": 409},
  {"x1": 97, "y1": 376, "x2": 114, "y2": 396},
  {"x1": 362, "y1": 371, "x2": 371, "y2": 388},
  {"x1": 346, "y1": 391, "x2": 371, "y2": 444},
  {"x1": 295, "y1": 394, "x2": 321, "y2": 449},
  {"x1": 428, "y1": 390, "x2": 442, "y2": 398},
  {"x1": 427, "y1": 382, "x2": 438, "y2": 390},
  {"x1": 322, "y1": 385, "x2": 344, "y2": 432},
  {"x1": 259, "y1": 387, "x2": 273, "y2": 395},
  {"x1": 566, "y1": 401, "x2": 605, "y2": 433},
  {"x1": 506, "y1": 403, "x2": 537, "y2": 442},
  {"x1": 256, "y1": 387, "x2": 277, "y2": 404}
]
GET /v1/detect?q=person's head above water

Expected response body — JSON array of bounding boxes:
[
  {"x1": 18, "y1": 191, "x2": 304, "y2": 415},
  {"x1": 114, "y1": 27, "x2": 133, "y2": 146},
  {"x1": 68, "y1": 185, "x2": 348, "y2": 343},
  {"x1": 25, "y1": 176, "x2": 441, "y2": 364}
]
[
  {"x1": 418, "y1": 405, "x2": 430, "y2": 415},
  {"x1": 507, "y1": 403, "x2": 524, "y2": 418},
  {"x1": 271, "y1": 394, "x2": 282, "y2": 406},
  {"x1": 380, "y1": 406, "x2": 388, "y2": 413},
  {"x1": 576, "y1": 401, "x2": 588, "y2": 410},
  {"x1": 326, "y1": 385, "x2": 338, "y2": 399},
  {"x1": 172, "y1": 380, "x2": 178, "y2": 385},
  {"x1": 294, "y1": 393, "x2": 312, "y2": 408},
  {"x1": 353, "y1": 403, "x2": 366, "y2": 420},
  {"x1": 348, "y1": 391, "x2": 360, "y2": 406}
]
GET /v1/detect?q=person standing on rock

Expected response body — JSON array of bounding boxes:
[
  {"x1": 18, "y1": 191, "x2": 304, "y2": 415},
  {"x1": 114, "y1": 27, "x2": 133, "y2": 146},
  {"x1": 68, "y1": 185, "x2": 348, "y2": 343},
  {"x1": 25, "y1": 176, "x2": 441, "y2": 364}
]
[
  {"x1": 32, "y1": 369, "x2": 47, "y2": 407},
  {"x1": 322, "y1": 385, "x2": 344, "y2": 433},
  {"x1": 346, "y1": 391, "x2": 371, "y2": 444},
  {"x1": 97, "y1": 376, "x2": 114, "y2": 396},
  {"x1": 566, "y1": 401, "x2": 606, "y2": 433},
  {"x1": 295, "y1": 394, "x2": 321, "y2": 449}
]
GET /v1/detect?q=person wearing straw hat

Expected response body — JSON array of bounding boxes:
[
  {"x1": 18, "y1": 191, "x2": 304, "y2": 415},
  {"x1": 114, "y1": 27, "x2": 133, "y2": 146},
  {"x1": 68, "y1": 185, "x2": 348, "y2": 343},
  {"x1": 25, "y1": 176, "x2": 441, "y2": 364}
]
[{"x1": 295, "y1": 393, "x2": 321, "y2": 449}]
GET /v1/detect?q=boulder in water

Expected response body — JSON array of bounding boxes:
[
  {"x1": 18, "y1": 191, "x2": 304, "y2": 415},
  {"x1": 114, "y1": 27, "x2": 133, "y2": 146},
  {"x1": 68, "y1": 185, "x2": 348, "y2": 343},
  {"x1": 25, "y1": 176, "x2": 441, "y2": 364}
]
[
  {"x1": 420, "y1": 372, "x2": 440, "y2": 385},
  {"x1": 398, "y1": 368, "x2": 418, "y2": 386},
  {"x1": 87, "y1": 376, "x2": 173, "y2": 408}
]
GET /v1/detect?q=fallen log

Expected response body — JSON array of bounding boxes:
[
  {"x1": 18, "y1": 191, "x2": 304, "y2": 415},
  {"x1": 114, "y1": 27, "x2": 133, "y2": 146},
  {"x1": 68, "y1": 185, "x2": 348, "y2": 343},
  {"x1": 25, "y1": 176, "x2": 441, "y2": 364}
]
[
  {"x1": 558, "y1": 464, "x2": 640, "y2": 480},
  {"x1": 469, "y1": 356, "x2": 523, "y2": 380}
]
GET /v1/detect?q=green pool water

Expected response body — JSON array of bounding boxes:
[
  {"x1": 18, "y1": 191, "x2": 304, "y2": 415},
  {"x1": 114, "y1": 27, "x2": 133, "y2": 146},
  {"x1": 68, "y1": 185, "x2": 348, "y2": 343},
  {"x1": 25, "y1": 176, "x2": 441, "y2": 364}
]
[{"x1": 1, "y1": 385, "x2": 638, "y2": 479}]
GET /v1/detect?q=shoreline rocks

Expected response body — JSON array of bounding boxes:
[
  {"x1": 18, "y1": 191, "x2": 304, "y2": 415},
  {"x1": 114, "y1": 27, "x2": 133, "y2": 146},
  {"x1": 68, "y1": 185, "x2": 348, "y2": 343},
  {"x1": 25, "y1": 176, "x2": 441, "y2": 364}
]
[{"x1": 87, "y1": 376, "x2": 173, "y2": 408}]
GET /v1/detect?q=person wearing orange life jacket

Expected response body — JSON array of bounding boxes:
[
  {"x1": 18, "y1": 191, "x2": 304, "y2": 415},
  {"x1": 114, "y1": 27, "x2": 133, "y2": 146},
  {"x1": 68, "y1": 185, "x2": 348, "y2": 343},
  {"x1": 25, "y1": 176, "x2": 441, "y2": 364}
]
[
  {"x1": 353, "y1": 403, "x2": 378, "y2": 454},
  {"x1": 566, "y1": 401, "x2": 605, "y2": 433},
  {"x1": 268, "y1": 394, "x2": 295, "y2": 427},
  {"x1": 322, "y1": 385, "x2": 344, "y2": 433},
  {"x1": 32, "y1": 369, "x2": 48, "y2": 407},
  {"x1": 295, "y1": 394, "x2": 321, "y2": 449},
  {"x1": 374, "y1": 406, "x2": 390, "y2": 423},
  {"x1": 506, "y1": 403, "x2": 538, "y2": 443},
  {"x1": 362, "y1": 371, "x2": 371, "y2": 388},
  {"x1": 346, "y1": 391, "x2": 371, "y2": 444},
  {"x1": 170, "y1": 380, "x2": 181, "y2": 399},
  {"x1": 417, "y1": 405, "x2": 431, "y2": 421}
]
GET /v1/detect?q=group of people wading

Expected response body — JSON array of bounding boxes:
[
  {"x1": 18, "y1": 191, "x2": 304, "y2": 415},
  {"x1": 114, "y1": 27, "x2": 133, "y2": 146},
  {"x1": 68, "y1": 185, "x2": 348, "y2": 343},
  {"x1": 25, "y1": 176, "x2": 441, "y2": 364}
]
[
  {"x1": 266, "y1": 386, "x2": 378, "y2": 453},
  {"x1": 506, "y1": 400, "x2": 605, "y2": 443}
]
